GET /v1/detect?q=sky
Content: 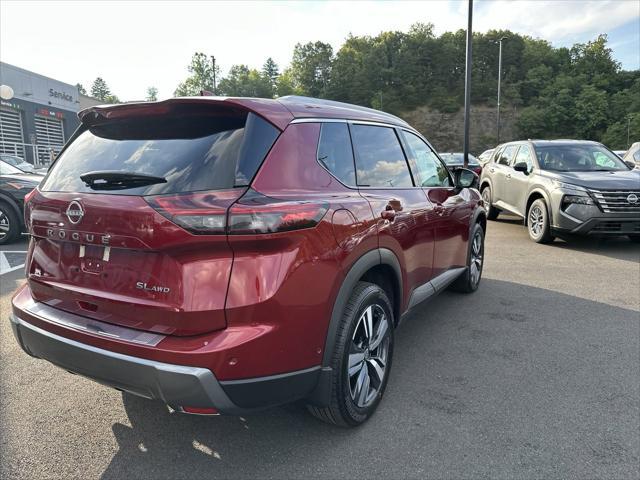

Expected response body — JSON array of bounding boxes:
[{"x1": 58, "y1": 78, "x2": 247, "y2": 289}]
[{"x1": 1, "y1": 0, "x2": 638, "y2": 101}]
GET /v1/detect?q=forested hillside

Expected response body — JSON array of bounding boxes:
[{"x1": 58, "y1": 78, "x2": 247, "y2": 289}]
[{"x1": 175, "y1": 24, "x2": 640, "y2": 151}]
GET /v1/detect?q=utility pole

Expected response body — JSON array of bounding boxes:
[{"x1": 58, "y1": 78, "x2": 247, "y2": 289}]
[
  {"x1": 211, "y1": 56, "x2": 217, "y2": 95},
  {"x1": 463, "y1": 0, "x2": 473, "y2": 168},
  {"x1": 628, "y1": 115, "x2": 632, "y2": 148},
  {"x1": 496, "y1": 36, "x2": 507, "y2": 144}
]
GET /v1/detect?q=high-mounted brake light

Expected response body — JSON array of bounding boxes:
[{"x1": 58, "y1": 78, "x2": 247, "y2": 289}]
[
  {"x1": 146, "y1": 189, "x2": 242, "y2": 234},
  {"x1": 228, "y1": 190, "x2": 328, "y2": 235}
]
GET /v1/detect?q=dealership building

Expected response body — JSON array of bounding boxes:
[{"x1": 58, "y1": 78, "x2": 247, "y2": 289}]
[{"x1": 0, "y1": 62, "x2": 101, "y2": 167}]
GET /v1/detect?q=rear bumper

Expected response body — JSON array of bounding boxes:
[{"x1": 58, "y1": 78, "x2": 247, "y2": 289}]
[{"x1": 10, "y1": 302, "x2": 324, "y2": 414}]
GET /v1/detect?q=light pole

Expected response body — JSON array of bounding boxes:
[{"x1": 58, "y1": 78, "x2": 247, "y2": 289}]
[
  {"x1": 211, "y1": 56, "x2": 217, "y2": 95},
  {"x1": 462, "y1": 0, "x2": 473, "y2": 168},
  {"x1": 628, "y1": 114, "x2": 632, "y2": 148},
  {"x1": 496, "y1": 36, "x2": 507, "y2": 144}
]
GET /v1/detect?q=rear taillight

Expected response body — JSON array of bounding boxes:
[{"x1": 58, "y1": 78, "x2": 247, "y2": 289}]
[
  {"x1": 147, "y1": 189, "x2": 328, "y2": 235},
  {"x1": 146, "y1": 190, "x2": 237, "y2": 234},
  {"x1": 228, "y1": 189, "x2": 328, "y2": 235}
]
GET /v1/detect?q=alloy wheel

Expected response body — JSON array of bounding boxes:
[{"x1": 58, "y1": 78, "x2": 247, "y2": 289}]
[
  {"x1": 529, "y1": 205, "x2": 544, "y2": 237},
  {"x1": 470, "y1": 230, "x2": 483, "y2": 285},
  {"x1": 481, "y1": 188, "x2": 491, "y2": 209},
  {"x1": 0, "y1": 209, "x2": 9, "y2": 241},
  {"x1": 348, "y1": 304, "x2": 390, "y2": 408}
]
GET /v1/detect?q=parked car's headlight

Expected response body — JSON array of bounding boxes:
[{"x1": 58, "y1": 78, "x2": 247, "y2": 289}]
[
  {"x1": 551, "y1": 179, "x2": 588, "y2": 192},
  {"x1": 562, "y1": 194, "x2": 595, "y2": 211}
]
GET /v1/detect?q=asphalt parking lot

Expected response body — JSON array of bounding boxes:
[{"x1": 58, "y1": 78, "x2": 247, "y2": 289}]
[{"x1": 1, "y1": 219, "x2": 639, "y2": 480}]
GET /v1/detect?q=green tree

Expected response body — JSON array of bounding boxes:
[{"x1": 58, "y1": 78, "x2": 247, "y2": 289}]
[
  {"x1": 290, "y1": 41, "x2": 333, "y2": 97},
  {"x1": 90, "y1": 77, "x2": 111, "y2": 101},
  {"x1": 217, "y1": 65, "x2": 272, "y2": 98},
  {"x1": 262, "y1": 57, "x2": 279, "y2": 91},
  {"x1": 76, "y1": 83, "x2": 87, "y2": 95},
  {"x1": 174, "y1": 52, "x2": 219, "y2": 96},
  {"x1": 146, "y1": 86, "x2": 158, "y2": 101}
]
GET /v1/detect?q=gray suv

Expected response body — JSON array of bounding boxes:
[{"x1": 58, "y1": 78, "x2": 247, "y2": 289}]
[{"x1": 479, "y1": 140, "x2": 640, "y2": 243}]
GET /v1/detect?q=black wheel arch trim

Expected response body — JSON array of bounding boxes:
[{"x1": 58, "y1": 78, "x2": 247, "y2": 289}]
[{"x1": 306, "y1": 247, "x2": 402, "y2": 407}]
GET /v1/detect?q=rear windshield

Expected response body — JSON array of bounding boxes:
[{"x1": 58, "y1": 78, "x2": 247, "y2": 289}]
[{"x1": 41, "y1": 111, "x2": 279, "y2": 195}]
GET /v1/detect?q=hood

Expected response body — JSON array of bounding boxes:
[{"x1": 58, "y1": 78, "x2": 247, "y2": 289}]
[
  {"x1": 1, "y1": 172, "x2": 44, "y2": 185},
  {"x1": 540, "y1": 169, "x2": 640, "y2": 190}
]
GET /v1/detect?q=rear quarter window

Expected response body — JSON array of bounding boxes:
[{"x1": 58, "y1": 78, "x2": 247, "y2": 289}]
[{"x1": 41, "y1": 112, "x2": 279, "y2": 195}]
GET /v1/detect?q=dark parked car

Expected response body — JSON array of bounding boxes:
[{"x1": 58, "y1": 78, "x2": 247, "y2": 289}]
[
  {"x1": 439, "y1": 152, "x2": 482, "y2": 175},
  {"x1": 11, "y1": 96, "x2": 486, "y2": 426},
  {"x1": 480, "y1": 140, "x2": 640, "y2": 243},
  {"x1": 0, "y1": 154, "x2": 35, "y2": 173},
  {"x1": 0, "y1": 160, "x2": 43, "y2": 244}
]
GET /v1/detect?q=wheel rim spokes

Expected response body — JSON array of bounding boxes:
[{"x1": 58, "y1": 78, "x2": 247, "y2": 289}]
[
  {"x1": 470, "y1": 231, "x2": 483, "y2": 284},
  {"x1": 0, "y1": 212, "x2": 9, "y2": 238},
  {"x1": 529, "y1": 206, "x2": 543, "y2": 235},
  {"x1": 349, "y1": 303, "x2": 390, "y2": 408}
]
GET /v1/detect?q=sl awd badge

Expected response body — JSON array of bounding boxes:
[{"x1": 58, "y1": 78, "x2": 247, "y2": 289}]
[{"x1": 136, "y1": 282, "x2": 171, "y2": 293}]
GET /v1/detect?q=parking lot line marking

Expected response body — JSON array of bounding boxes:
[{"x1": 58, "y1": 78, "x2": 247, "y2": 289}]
[{"x1": 0, "y1": 252, "x2": 26, "y2": 275}]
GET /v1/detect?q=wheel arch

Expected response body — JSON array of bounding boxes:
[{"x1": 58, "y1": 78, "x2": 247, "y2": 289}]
[
  {"x1": 525, "y1": 189, "x2": 551, "y2": 226},
  {"x1": 0, "y1": 193, "x2": 23, "y2": 228}
]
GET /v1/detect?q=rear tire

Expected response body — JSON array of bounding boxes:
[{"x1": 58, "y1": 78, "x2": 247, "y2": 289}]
[
  {"x1": 481, "y1": 186, "x2": 500, "y2": 220},
  {"x1": 307, "y1": 282, "x2": 394, "y2": 427},
  {"x1": 0, "y1": 201, "x2": 19, "y2": 245},
  {"x1": 527, "y1": 199, "x2": 554, "y2": 244},
  {"x1": 450, "y1": 223, "x2": 485, "y2": 293}
]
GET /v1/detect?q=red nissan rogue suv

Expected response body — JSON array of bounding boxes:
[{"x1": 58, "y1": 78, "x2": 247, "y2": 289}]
[{"x1": 11, "y1": 96, "x2": 486, "y2": 426}]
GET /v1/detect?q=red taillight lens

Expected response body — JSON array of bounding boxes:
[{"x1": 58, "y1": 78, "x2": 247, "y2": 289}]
[
  {"x1": 24, "y1": 187, "x2": 38, "y2": 203},
  {"x1": 146, "y1": 189, "x2": 243, "y2": 234},
  {"x1": 228, "y1": 189, "x2": 328, "y2": 235},
  {"x1": 473, "y1": 167, "x2": 482, "y2": 175}
]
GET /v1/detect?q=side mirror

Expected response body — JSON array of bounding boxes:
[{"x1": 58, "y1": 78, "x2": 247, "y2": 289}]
[
  {"x1": 454, "y1": 168, "x2": 478, "y2": 189},
  {"x1": 624, "y1": 160, "x2": 636, "y2": 170},
  {"x1": 513, "y1": 162, "x2": 529, "y2": 174}
]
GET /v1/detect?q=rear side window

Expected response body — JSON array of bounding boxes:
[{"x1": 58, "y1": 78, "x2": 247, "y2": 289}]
[
  {"x1": 317, "y1": 123, "x2": 356, "y2": 186},
  {"x1": 351, "y1": 125, "x2": 413, "y2": 188},
  {"x1": 41, "y1": 112, "x2": 279, "y2": 195}
]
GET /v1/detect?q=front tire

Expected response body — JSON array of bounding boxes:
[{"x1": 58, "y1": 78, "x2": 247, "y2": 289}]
[
  {"x1": 450, "y1": 222, "x2": 485, "y2": 293},
  {"x1": 481, "y1": 186, "x2": 500, "y2": 220},
  {"x1": 307, "y1": 282, "x2": 394, "y2": 427},
  {"x1": 527, "y1": 199, "x2": 554, "y2": 244},
  {"x1": 0, "y1": 202, "x2": 19, "y2": 245}
]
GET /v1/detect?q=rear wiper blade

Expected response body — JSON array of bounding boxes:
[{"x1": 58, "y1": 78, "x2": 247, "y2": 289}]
[{"x1": 80, "y1": 171, "x2": 167, "y2": 190}]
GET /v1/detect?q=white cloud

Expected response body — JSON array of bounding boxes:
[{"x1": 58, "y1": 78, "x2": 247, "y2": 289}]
[{"x1": 0, "y1": 0, "x2": 637, "y2": 101}]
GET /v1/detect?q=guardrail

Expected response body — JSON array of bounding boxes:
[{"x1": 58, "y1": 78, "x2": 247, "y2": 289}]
[{"x1": 0, "y1": 142, "x2": 61, "y2": 168}]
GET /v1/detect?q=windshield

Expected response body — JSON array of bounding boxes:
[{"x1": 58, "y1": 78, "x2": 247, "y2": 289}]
[
  {"x1": 440, "y1": 153, "x2": 479, "y2": 166},
  {"x1": 0, "y1": 159, "x2": 24, "y2": 175},
  {"x1": 534, "y1": 144, "x2": 630, "y2": 172}
]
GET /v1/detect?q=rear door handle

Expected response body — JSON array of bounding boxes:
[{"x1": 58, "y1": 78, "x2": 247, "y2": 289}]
[
  {"x1": 506, "y1": 173, "x2": 512, "y2": 179},
  {"x1": 489, "y1": 168, "x2": 495, "y2": 173}
]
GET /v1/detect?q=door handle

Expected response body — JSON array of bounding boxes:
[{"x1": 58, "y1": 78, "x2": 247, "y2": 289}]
[
  {"x1": 381, "y1": 205, "x2": 396, "y2": 221},
  {"x1": 506, "y1": 173, "x2": 512, "y2": 179}
]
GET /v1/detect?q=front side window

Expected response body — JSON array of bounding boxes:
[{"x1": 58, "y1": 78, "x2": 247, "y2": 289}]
[
  {"x1": 513, "y1": 145, "x2": 534, "y2": 171},
  {"x1": 351, "y1": 124, "x2": 413, "y2": 188},
  {"x1": 402, "y1": 131, "x2": 452, "y2": 187},
  {"x1": 317, "y1": 123, "x2": 356, "y2": 185},
  {"x1": 498, "y1": 145, "x2": 517, "y2": 166},
  {"x1": 534, "y1": 144, "x2": 631, "y2": 172}
]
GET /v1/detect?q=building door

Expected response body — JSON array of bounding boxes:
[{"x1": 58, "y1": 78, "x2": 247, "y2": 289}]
[
  {"x1": 34, "y1": 115, "x2": 65, "y2": 165},
  {"x1": 0, "y1": 108, "x2": 25, "y2": 159}
]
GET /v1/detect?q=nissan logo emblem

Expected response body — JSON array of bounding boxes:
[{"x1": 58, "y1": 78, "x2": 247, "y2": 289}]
[
  {"x1": 66, "y1": 201, "x2": 84, "y2": 224},
  {"x1": 627, "y1": 193, "x2": 639, "y2": 204}
]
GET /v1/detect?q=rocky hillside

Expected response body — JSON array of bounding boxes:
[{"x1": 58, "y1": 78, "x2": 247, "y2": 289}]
[{"x1": 402, "y1": 105, "x2": 521, "y2": 155}]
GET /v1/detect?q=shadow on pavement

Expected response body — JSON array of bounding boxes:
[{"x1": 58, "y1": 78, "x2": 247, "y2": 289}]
[{"x1": 100, "y1": 279, "x2": 640, "y2": 480}]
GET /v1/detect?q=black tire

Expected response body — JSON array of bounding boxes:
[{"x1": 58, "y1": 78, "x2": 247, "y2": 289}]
[
  {"x1": 481, "y1": 185, "x2": 500, "y2": 220},
  {"x1": 450, "y1": 222, "x2": 485, "y2": 293},
  {"x1": 0, "y1": 201, "x2": 20, "y2": 245},
  {"x1": 307, "y1": 282, "x2": 394, "y2": 427},
  {"x1": 628, "y1": 235, "x2": 640, "y2": 243},
  {"x1": 527, "y1": 199, "x2": 554, "y2": 244}
]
